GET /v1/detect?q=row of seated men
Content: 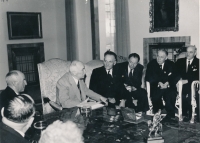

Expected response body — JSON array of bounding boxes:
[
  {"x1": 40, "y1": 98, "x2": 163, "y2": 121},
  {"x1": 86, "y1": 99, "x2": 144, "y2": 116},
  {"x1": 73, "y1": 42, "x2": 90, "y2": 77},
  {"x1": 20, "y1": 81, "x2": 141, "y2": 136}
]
[
  {"x1": 56, "y1": 45, "x2": 199, "y2": 122},
  {"x1": 0, "y1": 45, "x2": 199, "y2": 142}
]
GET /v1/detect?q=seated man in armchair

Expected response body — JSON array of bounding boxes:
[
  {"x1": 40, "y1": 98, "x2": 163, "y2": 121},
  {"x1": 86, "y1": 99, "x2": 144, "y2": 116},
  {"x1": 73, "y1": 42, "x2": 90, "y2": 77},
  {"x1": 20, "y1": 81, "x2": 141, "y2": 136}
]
[
  {"x1": 118, "y1": 53, "x2": 149, "y2": 114},
  {"x1": 145, "y1": 49, "x2": 179, "y2": 122},
  {"x1": 89, "y1": 51, "x2": 127, "y2": 108},
  {"x1": 56, "y1": 61, "x2": 107, "y2": 108},
  {"x1": 175, "y1": 45, "x2": 199, "y2": 120}
]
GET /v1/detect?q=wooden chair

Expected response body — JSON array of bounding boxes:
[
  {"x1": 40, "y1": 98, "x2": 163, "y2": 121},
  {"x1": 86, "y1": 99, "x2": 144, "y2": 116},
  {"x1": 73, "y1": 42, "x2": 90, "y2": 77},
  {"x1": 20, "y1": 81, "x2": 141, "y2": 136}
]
[
  {"x1": 190, "y1": 80, "x2": 200, "y2": 123},
  {"x1": 146, "y1": 80, "x2": 183, "y2": 121}
]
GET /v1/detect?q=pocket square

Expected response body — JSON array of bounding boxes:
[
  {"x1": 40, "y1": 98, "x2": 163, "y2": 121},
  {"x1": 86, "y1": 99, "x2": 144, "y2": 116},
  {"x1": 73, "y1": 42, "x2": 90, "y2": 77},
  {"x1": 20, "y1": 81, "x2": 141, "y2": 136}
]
[
  {"x1": 193, "y1": 69, "x2": 197, "y2": 71},
  {"x1": 168, "y1": 72, "x2": 172, "y2": 76}
]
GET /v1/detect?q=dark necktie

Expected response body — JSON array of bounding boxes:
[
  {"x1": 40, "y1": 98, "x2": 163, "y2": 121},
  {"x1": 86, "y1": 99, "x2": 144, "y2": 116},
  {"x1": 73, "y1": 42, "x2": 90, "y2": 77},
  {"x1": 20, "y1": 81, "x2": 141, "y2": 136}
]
[
  {"x1": 187, "y1": 60, "x2": 190, "y2": 72},
  {"x1": 77, "y1": 81, "x2": 82, "y2": 100},
  {"x1": 129, "y1": 69, "x2": 133, "y2": 78},
  {"x1": 107, "y1": 70, "x2": 112, "y2": 78},
  {"x1": 159, "y1": 65, "x2": 162, "y2": 70}
]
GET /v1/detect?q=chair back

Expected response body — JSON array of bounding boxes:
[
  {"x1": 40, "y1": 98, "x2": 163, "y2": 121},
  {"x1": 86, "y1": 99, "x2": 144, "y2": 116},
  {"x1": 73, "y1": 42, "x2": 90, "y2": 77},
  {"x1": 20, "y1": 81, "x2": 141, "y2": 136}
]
[
  {"x1": 85, "y1": 60, "x2": 104, "y2": 87},
  {"x1": 38, "y1": 58, "x2": 71, "y2": 114}
]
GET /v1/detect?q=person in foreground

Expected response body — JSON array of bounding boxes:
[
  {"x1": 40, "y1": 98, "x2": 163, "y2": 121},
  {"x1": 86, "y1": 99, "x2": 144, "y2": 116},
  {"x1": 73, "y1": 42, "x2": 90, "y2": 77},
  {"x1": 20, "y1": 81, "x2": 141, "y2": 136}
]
[
  {"x1": 175, "y1": 45, "x2": 199, "y2": 121},
  {"x1": 89, "y1": 51, "x2": 127, "y2": 108},
  {"x1": 118, "y1": 53, "x2": 149, "y2": 114},
  {"x1": 39, "y1": 120, "x2": 83, "y2": 143},
  {"x1": 0, "y1": 94, "x2": 35, "y2": 143},
  {"x1": 0, "y1": 70, "x2": 27, "y2": 119},
  {"x1": 56, "y1": 60, "x2": 107, "y2": 108},
  {"x1": 145, "y1": 49, "x2": 179, "y2": 122}
]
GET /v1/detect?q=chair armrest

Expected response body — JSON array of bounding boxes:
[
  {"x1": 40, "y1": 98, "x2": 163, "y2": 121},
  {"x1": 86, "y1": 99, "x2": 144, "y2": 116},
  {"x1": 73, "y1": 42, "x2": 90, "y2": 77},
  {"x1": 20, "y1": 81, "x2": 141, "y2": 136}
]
[{"x1": 49, "y1": 101, "x2": 63, "y2": 111}]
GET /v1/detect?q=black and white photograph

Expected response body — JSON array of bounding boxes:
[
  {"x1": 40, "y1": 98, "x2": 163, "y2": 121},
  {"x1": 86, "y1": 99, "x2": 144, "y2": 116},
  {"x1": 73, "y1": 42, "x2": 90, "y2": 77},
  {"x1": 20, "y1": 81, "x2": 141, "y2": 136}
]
[{"x1": 0, "y1": 0, "x2": 199, "y2": 143}]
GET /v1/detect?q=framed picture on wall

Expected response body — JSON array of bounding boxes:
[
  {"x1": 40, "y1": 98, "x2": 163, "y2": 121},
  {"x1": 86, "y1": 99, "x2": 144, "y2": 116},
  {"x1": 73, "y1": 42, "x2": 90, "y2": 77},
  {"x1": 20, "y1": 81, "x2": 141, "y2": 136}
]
[
  {"x1": 149, "y1": 0, "x2": 179, "y2": 33},
  {"x1": 7, "y1": 12, "x2": 43, "y2": 40}
]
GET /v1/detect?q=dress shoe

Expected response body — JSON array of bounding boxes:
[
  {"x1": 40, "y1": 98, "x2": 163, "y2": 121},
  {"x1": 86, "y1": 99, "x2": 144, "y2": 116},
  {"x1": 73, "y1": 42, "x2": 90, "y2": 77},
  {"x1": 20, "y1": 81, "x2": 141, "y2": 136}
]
[{"x1": 183, "y1": 116, "x2": 190, "y2": 122}]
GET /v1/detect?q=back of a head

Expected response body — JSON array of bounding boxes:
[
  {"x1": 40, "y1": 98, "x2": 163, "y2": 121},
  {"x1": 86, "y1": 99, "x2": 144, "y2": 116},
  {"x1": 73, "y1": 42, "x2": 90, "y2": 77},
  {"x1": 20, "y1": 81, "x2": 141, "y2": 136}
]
[
  {"x1": 39, "y1": 120, "x2": 83, "y2": 143},
  {"x1": 5, "y1": 70, "x2": 21, "y2": 86},
  {"x1": 3, "y1": 94, "x2": 35, "y2": 123}
]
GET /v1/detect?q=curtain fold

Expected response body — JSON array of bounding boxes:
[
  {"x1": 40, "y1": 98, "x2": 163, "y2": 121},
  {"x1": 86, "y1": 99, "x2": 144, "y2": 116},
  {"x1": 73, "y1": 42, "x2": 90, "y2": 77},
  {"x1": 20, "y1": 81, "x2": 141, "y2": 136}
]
[
  {"x1": 115, "y1": 0, "x2": 130, "y2": 57},
  {"x1": 66, "y1": 0, "x2": 77, "y2": 61}
]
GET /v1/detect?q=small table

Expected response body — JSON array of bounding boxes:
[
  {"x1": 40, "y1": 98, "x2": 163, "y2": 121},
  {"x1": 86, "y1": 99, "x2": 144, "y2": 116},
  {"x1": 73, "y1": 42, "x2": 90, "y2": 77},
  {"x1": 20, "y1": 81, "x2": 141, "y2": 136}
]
[{"x1": 26, "y1": 107, "x2": 150, "y2": 143}]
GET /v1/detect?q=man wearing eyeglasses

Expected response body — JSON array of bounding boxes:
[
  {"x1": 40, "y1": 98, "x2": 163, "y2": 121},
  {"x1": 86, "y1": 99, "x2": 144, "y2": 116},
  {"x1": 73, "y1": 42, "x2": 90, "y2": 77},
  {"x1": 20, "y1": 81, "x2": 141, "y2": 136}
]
[{"x1": 89, "y1": 51, "x2": 127, "y2": 107}]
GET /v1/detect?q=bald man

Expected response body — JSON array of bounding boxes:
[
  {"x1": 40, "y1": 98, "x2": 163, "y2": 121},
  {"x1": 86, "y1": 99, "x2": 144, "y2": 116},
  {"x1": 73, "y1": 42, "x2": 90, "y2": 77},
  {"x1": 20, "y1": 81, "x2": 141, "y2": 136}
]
[
  {"x1": 56, "y1": 61, "x2": 107, "y2": 108},
  {"x1": 176, "y1": 46, "x2": 199, "y2": 120},
  {"x1": 0, "y1": 70, "x2": 27, "y2": 117},
  {"x1": 146, "y1": 50, "x2": 179, "y2": 122}
]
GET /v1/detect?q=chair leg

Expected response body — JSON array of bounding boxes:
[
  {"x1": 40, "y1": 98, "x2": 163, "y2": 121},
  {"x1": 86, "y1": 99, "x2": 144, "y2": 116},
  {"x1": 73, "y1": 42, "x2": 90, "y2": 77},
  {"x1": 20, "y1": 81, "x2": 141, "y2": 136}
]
[{"x1": 190, "y1": 96, "x2": 197, "y2": 124}]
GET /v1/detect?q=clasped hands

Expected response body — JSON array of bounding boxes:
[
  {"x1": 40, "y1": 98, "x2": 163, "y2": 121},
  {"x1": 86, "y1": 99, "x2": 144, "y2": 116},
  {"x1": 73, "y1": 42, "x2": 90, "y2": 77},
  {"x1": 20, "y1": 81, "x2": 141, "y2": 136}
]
[
  {"x1": 124, "y1": 84, "x2": 137, "y2": 92},
  {"x1": 158, "y1": 82, "x2": 169, "y2": 89}
]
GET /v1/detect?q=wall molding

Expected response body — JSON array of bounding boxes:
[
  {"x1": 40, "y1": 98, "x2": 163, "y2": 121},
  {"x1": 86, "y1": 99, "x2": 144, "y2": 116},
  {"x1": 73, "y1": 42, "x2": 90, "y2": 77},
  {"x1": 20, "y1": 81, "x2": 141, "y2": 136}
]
[{"x1": 143, "y1": 36, "x2": 190, "y2": 67}]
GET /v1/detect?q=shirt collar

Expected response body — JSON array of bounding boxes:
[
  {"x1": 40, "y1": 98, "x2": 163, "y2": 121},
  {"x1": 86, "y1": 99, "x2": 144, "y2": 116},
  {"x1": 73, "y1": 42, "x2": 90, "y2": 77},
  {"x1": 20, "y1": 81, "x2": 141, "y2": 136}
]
[
  {"x1": 72, "y1": 76, "x2": 79, "y2": 85},
  {"x1": 158, "y1": 63, "x2": 164, "y2": 70},
  {"x1": 187, "y1": 58, "x2": 194, "y2": 64},
  {"x1": 106, "y1": 68, "x2": 113, "y2": 75},
  {"x1": 128, "y1": 66, "x2": 133, "y2": 73}
]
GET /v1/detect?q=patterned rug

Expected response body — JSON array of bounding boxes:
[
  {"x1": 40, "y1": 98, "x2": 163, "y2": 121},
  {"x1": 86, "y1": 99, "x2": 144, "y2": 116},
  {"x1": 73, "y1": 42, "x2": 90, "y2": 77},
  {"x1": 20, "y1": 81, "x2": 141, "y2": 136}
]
[{"x1": 162, "y1": 121, "x2": 200, "y2": 143}]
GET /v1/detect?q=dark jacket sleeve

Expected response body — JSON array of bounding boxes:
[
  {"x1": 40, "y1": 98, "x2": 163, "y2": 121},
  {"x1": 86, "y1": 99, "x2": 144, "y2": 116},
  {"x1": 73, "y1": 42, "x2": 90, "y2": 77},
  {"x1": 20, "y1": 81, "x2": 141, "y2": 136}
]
[
  {"x1": 145, "y1": 61, "x2": 160, "y2": 87},
  {"x1": 89, "y1": 69, "x2": 98, "y2": 92}
]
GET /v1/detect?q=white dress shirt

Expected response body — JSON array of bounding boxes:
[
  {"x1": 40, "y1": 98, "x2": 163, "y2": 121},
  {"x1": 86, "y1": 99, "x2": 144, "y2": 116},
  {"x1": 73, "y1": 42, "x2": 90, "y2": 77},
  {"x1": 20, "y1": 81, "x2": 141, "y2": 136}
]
[
  {"x1": 128, "y1": 66, "x2": 134, "y2": 75},
  {"x1": 160, "y1": 63, "x2": 164, "y2": 70},
  {"x1": 106, "y1": 69, "x2": 113, "y2": 76},
  {"x1": 186, "y1": 58, "x2": 193, "y2": 71}
]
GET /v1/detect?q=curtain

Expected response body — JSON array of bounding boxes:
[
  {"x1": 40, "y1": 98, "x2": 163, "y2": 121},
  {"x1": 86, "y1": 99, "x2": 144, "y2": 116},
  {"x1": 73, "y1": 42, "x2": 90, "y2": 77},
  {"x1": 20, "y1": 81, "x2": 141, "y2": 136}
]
[
  {"x1": 115, "y1": 0, "x2": 130, "y2": 57},
  {"x1": 65, "y1": 0, "x2": 77, "y2": 61}
]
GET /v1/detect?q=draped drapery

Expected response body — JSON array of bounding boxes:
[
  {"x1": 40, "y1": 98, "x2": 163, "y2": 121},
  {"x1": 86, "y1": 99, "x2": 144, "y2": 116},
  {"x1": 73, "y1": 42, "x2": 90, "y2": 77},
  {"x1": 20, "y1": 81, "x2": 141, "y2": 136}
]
[
  {"x1": 115, "y1": 0, "x2": 130, "y2": 57},
  {"x1": 65, "y1": 0, "x2": 77, "y2": 61}
]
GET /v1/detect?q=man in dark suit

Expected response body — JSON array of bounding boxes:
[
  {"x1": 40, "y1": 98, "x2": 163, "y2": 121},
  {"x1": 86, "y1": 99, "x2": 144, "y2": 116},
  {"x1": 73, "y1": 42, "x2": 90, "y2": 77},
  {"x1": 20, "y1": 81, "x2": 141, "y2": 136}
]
[
  {"x1": 118, "y1": 53, "x2": 149, "y2": 113},
  {"x1": 0, "y1": 70, "x2": 27, "y2": 120},
  {"x1": 175, "y1": 45, "x2": 199, "y2": 120},
  {"x1": 89, "y1": 51, "x2": 127, "y2": 107},
  {"x1": 146, "y1": 50, "x2": 179, "y2": 121},
  {"x1": 0, "y1": 94, "x2": 35, "y2": 143}
]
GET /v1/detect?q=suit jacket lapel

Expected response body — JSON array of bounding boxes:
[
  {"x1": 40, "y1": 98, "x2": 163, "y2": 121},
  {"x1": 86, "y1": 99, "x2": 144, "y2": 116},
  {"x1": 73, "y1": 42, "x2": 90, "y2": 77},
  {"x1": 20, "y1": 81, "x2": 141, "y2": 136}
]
[
  {"x1": 190, "y1": 57, "x2": 196, "y2": 67},
  {"x1": 69, "y1": 74, "x2": 81, "y2": 101}
]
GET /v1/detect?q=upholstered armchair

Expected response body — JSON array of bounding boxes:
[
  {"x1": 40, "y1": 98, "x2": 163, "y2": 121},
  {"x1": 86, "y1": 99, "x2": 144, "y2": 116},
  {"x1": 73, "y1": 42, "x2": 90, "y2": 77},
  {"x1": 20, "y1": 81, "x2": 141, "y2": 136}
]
[{"x1": 38, "y1": 58, "x2": 71, "y2": 114}]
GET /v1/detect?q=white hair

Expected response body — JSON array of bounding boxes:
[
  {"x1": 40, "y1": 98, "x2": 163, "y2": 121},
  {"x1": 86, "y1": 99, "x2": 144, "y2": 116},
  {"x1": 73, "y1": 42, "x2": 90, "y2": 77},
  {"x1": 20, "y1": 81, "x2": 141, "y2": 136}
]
[
  {"x1": 69, "y1": 61, "x2": 84, "y2": 75},
  {"x1": 39, "y1": 120, "x2": 84, "y2": 143},
  {"x1": 5, "y1": 70, "x2": 23, "y2": 87},
  {"x1": 186, "y1": 45, "x2": 197, "y2": 51}
]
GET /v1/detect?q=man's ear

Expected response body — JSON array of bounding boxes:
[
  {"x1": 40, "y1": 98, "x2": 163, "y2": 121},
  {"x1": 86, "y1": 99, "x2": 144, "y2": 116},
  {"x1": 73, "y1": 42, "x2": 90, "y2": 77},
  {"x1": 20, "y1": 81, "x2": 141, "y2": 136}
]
[
  {"x1": 1, "y1": 107, "x2": 4, "y2": 117},
  {"x1": 114, "y1": 61, "x2": 117, "y2": 65},
  {"x1": 12, "y1": 80, "x2": 18, "y2": 87}
]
